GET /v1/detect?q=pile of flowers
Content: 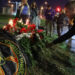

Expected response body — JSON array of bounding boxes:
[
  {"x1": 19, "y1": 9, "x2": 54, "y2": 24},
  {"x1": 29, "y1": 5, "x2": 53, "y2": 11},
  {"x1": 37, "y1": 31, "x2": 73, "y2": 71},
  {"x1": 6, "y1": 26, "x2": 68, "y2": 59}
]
[
  {"x1": 3, "y1": 18, "x2": 44, "y2": 40},
  {"x1": 3, "y1": 18, "x2": 44, "y2": 34}
]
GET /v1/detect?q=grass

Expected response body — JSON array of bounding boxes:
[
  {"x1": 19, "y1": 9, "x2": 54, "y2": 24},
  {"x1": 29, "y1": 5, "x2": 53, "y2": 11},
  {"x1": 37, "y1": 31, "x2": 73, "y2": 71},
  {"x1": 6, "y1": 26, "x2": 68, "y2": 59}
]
[
  {"x1": 0, "y1": 14, "x2": 15, "y2": 28},
  {"x1": 18, "y1": 33, "x2": 75, "y2": 75}
]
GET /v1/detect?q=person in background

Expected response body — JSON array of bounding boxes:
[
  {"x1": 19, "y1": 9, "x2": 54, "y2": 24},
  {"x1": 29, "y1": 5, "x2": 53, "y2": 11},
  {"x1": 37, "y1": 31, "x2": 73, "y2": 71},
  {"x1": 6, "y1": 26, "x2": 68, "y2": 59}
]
[
  {"x1": 63, "y1": 16, "x2": 69, "y2": 27},
  {"x1": 20, "y1": 1, "x2": 30, "y2": 24},
  {"x1": 46, "y1": 1, "x2": 75, "y2": 47},
  {"x1": 30, "y1": 2, "x2": 38, "y2": 24},
  {"x1": 15, "y1": 3, "x2": 22, "y2": 19},
  {"x1": 56, "y1": 10, "x2": 66, "y2": 37},
  {"x1": 40, "y1": 6, "x2": 44, "y2": 18},
  {"x1": 43, "y1": 1, "x2": 48, "y2": 18},
  {"x1": 45, "y1": 5, "x2": 53, "y2": 36},
  {"x1": 52, "y1": 14, "x2": 58, "y2": 33},
  {"x1": 32, "y1": 11, "x2": 41, "y2": 30}
]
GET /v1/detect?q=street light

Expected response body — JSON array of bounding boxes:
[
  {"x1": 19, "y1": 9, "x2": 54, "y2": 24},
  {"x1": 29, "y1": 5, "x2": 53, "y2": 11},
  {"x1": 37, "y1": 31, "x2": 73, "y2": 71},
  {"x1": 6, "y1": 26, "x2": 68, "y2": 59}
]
[
  {"x1": 56, "y1": 6, "x2": 61, "y2": 12},
  {"x1": 8, "y1": 0, "x2": 11, "y2": 3},
  {"x1": 44, "y1": 1, "x2": 48, "y2": 5}
]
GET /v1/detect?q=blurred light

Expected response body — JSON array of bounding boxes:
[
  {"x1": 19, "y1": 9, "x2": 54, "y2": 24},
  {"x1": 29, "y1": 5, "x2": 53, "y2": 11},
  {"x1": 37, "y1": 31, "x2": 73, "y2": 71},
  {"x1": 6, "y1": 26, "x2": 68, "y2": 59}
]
[
  {"x1": 40, "y1": 15, "x2": 43, "y2": 19},
  {"x1": 56, "y1": 12, "x2": 60, "y2": 16},
  {"x1": 41, "y1": 6, "x2": 44, "y2": 10},
  {"x1": 3, "y1": 26, "x2": 6, "y2": 29},
  {"x1": 18, "y1": 19, "x2": 23, "y2": 24},
  {"x1": 8, "y1": 0, "x2": 11, "y2": 3},
  {"x1": 18, "y1": 19, "x2": 23, "y2": 23},
  {"x1": 44, "y1": 1, "x2": 48, "y2": 5},
  {"x1": 8, "y1": 19, "x2": 13, "y2": 27},
  {"x1": 25, "y1": 18, "x2": 30, "y2": 25},
  {"x1": 56, "y1": 6, "x2": 61, "y2": 12},
  {"x1": 11, "y1": 4, "x2": 14, "y2": 7}
]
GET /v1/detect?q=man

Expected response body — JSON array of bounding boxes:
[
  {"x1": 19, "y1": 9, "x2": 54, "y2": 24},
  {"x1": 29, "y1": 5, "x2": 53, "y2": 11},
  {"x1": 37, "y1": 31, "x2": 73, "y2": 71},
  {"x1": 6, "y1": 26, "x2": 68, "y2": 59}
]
[
  {"x1": 45, "y1": 5, "x2": 53, "y2": 36},
  {"x1": 46, "y1": 1, "x2": 75, "y2": 47},
  {"x1": 57, "y1": 11, "x2": 66, "y2": 37}
]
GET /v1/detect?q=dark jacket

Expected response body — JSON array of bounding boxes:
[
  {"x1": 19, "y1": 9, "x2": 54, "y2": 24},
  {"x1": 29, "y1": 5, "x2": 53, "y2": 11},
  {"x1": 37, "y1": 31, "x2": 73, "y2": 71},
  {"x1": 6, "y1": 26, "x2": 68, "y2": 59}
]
[
  {"x1": 45, "y1": 8, "x2": 53, "y2": 20},
  {"x1": 57, "y1": 13, "x2": 65, "y2": 24}
]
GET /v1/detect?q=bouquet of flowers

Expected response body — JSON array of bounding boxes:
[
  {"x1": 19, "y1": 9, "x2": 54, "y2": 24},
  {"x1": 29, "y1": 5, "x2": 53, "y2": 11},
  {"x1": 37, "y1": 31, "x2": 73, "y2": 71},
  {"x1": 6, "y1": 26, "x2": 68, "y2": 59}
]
[
  {"x1": 3, "y1": 18, "x2": 18, "y2": 34},
  {"x1": 3, "y1": 18, "x2": 44, "y2": 40}
]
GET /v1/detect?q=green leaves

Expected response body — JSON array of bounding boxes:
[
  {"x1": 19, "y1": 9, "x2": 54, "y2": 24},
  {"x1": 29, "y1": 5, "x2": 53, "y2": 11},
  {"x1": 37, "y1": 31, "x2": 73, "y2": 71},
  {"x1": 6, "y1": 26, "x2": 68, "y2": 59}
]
[
  {"x1": 17, "y1": 22, "x2": 28, "y2": 29},
  {"x1": 16, "y1": 33, "x2": 75, "y2": 75}
]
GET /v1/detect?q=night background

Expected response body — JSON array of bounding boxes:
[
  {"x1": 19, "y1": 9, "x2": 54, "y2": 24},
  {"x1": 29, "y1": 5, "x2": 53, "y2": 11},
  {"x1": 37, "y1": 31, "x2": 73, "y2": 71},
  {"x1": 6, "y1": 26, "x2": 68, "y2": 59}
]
[
  {"x1": 0, "y1": 0, "x2": 75, "y2": 75},
  {"x1": 0, "y1": 0, "x2": 69, "y2": 9},
  {"x1": 0, "y1": 0, "x2": 69, "y2": 13}
]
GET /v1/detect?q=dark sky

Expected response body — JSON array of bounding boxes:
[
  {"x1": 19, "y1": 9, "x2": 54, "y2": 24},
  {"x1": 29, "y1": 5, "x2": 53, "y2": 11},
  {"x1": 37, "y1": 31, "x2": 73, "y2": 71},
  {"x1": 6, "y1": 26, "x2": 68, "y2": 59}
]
[
  {"x1": 10, "y1": 0, "x2": 69, "y2": 8},
  {"x1": 0, "y1": 0, "x2": 69, "y2": 12},
  {"x1": 35, "y1": 0, "x2": 69, "y2": 8},
  {"x1": 0, "y1": 0, "x2": 69, "y2": 8},
  {"x1": 24, "y1": 0, "x2": 69, "y2": 8}
]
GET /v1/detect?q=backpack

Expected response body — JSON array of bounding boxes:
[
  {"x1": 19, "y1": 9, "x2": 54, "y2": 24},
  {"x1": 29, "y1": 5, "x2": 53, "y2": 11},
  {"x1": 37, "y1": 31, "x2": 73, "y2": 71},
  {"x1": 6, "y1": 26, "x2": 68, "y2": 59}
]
[{"x1": 0, "y1": 29, "x2": 27, "y2": 75}]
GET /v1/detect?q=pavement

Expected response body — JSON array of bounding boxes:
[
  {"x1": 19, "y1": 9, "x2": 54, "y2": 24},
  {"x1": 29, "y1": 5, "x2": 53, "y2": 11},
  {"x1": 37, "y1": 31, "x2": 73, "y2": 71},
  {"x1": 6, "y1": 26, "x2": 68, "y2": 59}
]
[{"x1": 61, "y1": 26, "x2": 75, "y2": 52}]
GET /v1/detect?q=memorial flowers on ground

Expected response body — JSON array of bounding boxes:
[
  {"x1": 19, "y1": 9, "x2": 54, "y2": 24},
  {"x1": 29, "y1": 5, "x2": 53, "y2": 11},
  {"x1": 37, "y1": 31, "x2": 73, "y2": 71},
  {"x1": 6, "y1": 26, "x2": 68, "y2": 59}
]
[{"x1": 3, "y1": 18, "x2": 44, "y2": 35}]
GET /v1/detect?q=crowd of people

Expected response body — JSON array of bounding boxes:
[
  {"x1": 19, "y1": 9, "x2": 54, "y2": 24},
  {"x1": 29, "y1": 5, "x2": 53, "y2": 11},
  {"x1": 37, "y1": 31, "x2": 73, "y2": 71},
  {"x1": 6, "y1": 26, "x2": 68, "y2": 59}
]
[
  {"x1": 16, "y1": 1, "x2": 39, "y2": 29},
  {"x1": 16, "y1": 1, "x2": 74, "y2": 39},
  {"x1": 46, "y1": 1, "x2": 75, "y2": 48},
  {"x1": 16, "y1": 0, "x2": 75, "y2": 49}
]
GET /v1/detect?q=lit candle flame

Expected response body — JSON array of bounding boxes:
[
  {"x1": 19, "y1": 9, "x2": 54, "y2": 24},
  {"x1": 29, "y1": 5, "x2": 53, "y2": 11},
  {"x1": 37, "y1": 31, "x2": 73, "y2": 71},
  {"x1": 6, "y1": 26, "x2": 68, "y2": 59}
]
[
  {"x1": 18, "y1": 19, "x2": 23, "y2": 23},
  {"x1": 8, "y1": 19, "x2": 13, "y2": 27},
  {"x1": 25, "y1": 18, "x2": 30, "y2": 25},
  {"x1": 41, "y1": 6, "x2": 44, "y2": 10},
  {"x1": 3, "y1": 26, "x2": 6, "y2": 29}
]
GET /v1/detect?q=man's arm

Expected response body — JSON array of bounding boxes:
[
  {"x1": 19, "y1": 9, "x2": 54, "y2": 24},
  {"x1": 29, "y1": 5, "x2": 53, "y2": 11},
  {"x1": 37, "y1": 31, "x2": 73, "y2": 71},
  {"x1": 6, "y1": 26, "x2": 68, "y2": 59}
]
[{"x1": 52, "y1": 25, "x2": 75, "y2": 44}]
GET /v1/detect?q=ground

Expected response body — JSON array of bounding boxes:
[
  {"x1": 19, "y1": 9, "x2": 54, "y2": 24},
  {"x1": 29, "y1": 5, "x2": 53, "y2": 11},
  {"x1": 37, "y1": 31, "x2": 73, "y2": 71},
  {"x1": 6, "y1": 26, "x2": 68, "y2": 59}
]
[{"x1": 0, "y1": 15, "x2": 75, "y2": 75}]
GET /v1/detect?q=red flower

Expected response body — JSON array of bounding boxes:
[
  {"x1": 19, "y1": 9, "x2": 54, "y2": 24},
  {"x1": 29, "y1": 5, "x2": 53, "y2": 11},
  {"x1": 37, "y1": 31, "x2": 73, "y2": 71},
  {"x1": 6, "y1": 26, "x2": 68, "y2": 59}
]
[
  {"x1": 28, "y1": 24, "x2": 36, "y2": 31},
  {"x1": 37, "y1": 29, "x2": 44, "y2": 33},
  {"x1": 13, "y1": 18, "x2": 18, "y2": 27},
  {"x1": 32, "y1": 24, "x2": 36, "y2": 29},
  {"x1": 31, "y1": 31, "x2": 35, "y2": 34},
  {"x1": 20, "y1": 27, "x2": 27, "y2": 33},
  {"x1": 13, "y1": 18, "x2": 18, "y2": 23}
]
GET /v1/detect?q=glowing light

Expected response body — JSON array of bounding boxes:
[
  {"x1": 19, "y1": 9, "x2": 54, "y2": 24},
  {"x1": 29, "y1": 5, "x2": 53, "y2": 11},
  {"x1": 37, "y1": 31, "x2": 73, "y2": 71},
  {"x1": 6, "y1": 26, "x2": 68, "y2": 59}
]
[
  {"x1": 56, "y1": 7, "x2": 61, "y2": 12},
  {"x1": 44, "y1": 1, "x2": 48, "y2": 5},
  {"x1": 41, "y1": 6, "x2": 44, "y2": 10},
  {"x1": 8, "y1": 19, "x2": 13, "y2": 27},
  {"x1": 18, "y1": 19, "x2": 23, "y2": 23},
  {"x1": 3, "y1": 26, "x2": 6, "y2": 29},
  {"x1": 40, "y1": 15, "x2": 43, "y2": 19},
  {"x1": 11, "y1": 4, "x2": 14, "y2": 7},
  {"x1": 8, "y1": 0, "x2": 11, "y2": 3},
  {"x1": 25, "y1": 18, "x2": 30, "y2": 25},
  {"x1": 18, "y1": 19, "x2": 23, "y2": 24}
]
